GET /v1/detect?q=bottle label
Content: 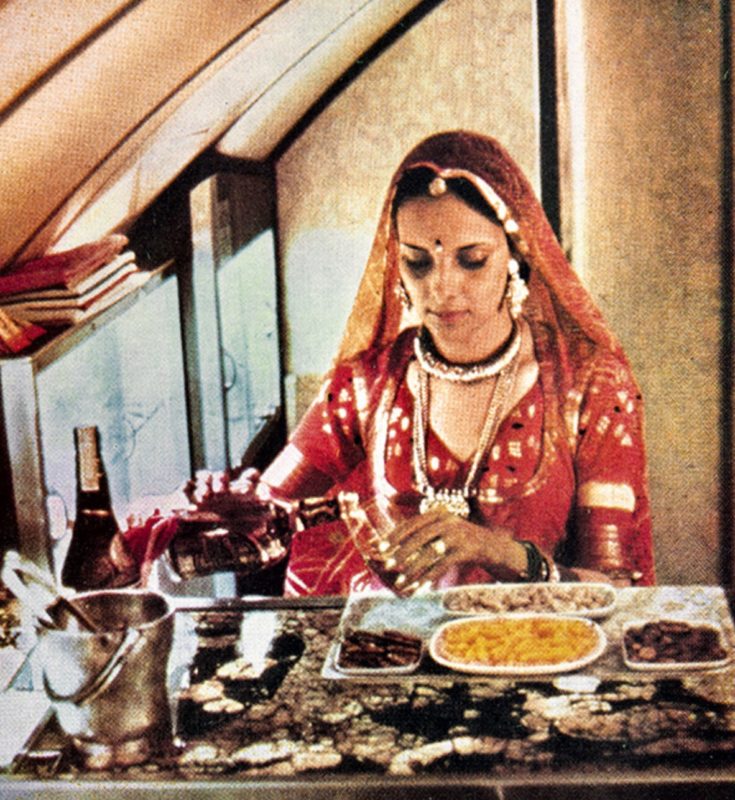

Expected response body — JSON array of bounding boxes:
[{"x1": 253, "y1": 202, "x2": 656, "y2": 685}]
[
  {"x1": 77, "y1": 428, "x2": 101, "y2": 493},
  {"x1": 296, "y1": 497, "x2": 342, "y2": 529},
  {"x1": 168, "y1": 520, "x2": 263, "y2": 580}
]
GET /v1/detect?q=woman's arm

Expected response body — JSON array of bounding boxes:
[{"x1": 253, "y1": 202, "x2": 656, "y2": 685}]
[
  {"x1": 565, "y1": 354, "x2": 655, "y2": 585},
  {"x1": 113, "y1": 361, "x2": 367, "y2": 585}
]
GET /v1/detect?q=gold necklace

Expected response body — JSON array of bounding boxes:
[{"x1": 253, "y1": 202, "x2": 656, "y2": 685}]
[{"x1": 412, "y1": 344, "x2": 521, "y2": 518}]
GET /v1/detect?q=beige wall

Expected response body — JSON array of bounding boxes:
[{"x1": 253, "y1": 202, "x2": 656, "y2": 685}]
[{"x1": 560, "y1": 1, "x2": 726, "y2": 584}]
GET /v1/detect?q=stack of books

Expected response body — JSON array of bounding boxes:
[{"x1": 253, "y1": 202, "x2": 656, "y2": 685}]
[
  {"x1": 0, "y1": 310, "x2": 45, "y2": 355},
  {"x1": 0, "y1": 234, "x2": 149, "y2": 326}
]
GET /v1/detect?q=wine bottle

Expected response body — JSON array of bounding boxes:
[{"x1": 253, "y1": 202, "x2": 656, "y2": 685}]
[
  {"x1": 166, "y1": 493, "x2": 354, "y2": 580},
  {"x1": 61, "y1": 426, "x2": 122, "y2": 590}
]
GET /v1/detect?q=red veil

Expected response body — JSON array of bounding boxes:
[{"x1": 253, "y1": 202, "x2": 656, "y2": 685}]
[{"x1": 337, "y1": 131, "x2": 629, "y2": 426}]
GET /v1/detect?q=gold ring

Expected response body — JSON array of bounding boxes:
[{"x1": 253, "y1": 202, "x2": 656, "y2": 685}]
[
  {"x1": 431, "y1": 538, "x2": 447, "y2": 556},
  {"x1": 405, "y1": 579, "x2": 432, "y2": 596}
]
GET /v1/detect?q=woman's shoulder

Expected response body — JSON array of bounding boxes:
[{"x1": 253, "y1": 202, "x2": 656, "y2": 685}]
[
  {"x1": 336, "y1": 328, "x2": 415, "y2": 378},
  {"x1": 571, "y1": 348, "x2": 643, "y2": 408},
  {"x1": 579, "y1": 348, "x2": 638, "y2": 384}
]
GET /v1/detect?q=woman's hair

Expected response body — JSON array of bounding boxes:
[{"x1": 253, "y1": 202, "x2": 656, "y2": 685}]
[{"x1": 391, "y1": 166, "x2": 501, "y2": 224}]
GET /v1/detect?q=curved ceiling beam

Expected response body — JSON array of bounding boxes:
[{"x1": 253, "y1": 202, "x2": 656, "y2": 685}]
[
  {"x1": 0, "y1": 0, "x2": 283, "y2": 268},
  {"x1": 0, "y1": 0, "x2": 423, "y2": 269}
]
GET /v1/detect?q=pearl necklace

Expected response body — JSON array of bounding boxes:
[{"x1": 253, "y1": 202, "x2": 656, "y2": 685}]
[
  {"x1": 412, "y1": 338, "x2": 521, "y2": 518},
  {"x1": 413, "y1": 323, "x2": 521, "y2": 384}
]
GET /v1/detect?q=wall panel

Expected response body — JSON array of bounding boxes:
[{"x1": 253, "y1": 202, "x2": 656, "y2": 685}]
[{"x1": 559, "y1": 1, "x2": 726, "y2": 584}]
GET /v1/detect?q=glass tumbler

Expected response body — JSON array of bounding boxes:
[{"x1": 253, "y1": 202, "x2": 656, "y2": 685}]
[{"x1": 338, "y1": 492, "x2": 420, "y2": 595}]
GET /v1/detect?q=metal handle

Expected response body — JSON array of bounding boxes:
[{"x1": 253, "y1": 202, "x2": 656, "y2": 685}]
[
  {"x1": 1, "y1": 550, "x2": 59, "y2": 627},
  {"x1": 0, "y1": 550, "x2": 99, "y2": 632},
  {"x1": 42, "y1": 626, "x2": 143, "y2": 706}
]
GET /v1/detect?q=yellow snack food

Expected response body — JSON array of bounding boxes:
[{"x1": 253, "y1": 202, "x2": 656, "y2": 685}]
[{"x1": 433, "y1": 615, "x2": 601, "y2": 668}]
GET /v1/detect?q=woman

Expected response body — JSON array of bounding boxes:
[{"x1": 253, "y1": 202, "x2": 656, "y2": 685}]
[{"x1": 118, "y1": 130, "x2": 655, "y2": 595}]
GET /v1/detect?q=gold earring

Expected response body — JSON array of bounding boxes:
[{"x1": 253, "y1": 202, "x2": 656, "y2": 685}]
[
  {"x1": 396, "y1": 280, "x2": 412, "y2": 309},
  {"x1": 506, "y1": 258, "x2": 528, "y2": 319}
]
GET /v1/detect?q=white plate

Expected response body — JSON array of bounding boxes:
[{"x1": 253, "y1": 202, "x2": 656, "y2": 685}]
[
  {"x1": 441, "y1": 582, "x2": 617, "y2": 619},
  {"x1": 429, "y1": 613, "x2": 607, "y2": 676},
  {"x1": 621, "y1": 618, "x2": 731, "y2": 671}
]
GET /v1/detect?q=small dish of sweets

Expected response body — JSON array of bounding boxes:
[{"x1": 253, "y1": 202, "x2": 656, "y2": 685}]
[
  {"x1": 335, "y1": 628, "x2": 423, "y2": 675},
  {"x1": 429, "y1": 613, "x2": 607, "y2": 675},
  {"x1": 441, "y1": 582, "x2": 616, "y2": 619},
  {"x1": 622, "y1": 619, "x2": 730, "y2": 670}
]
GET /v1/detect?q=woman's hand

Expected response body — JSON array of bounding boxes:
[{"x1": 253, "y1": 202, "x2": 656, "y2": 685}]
[
  {"x1": 378, "y1": 508, "x2": 529, "y2": 594},
  {"x1": 181, "y1": 467, "x2": 262, "y2": 518},
  {"x1": 120, "y1": 467, "x2": 264, "y2": 585}
]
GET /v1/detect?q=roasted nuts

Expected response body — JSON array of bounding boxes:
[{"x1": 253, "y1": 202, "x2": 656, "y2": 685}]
[{"x1": 443, "y1": 584, "x2": 614, "y2": 616}]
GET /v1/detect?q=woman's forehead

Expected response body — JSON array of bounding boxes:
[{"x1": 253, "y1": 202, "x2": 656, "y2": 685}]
[{"x1": 395, "y1": 193, "x2": 505, "y2": 244}]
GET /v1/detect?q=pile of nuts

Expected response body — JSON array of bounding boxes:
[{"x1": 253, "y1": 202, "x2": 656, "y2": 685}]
[
  {"x1": 623, "y1": 620, "x2": 728, "y2": 664},
  {"x1": 443, "y1": 583, "x2": 615, "y2": 615},
  {"x1": 337, "y1": 629, "x2": 423, "y2": 670}
]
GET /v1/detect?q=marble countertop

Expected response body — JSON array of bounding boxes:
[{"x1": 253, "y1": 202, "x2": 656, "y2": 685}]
[{"x1": 4, "y1": 586, "x2": 735, "y2": 793}]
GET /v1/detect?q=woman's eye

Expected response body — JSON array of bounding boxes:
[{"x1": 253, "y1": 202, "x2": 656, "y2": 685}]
[
  {"x1": 458, "y1": 254, "x2": 488, "y2": 271},
  {"x1": 402, "y1": 256, "x2": 432, "y2": 277}
]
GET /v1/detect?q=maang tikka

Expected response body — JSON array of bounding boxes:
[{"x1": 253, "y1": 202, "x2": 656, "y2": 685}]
[{"x1": 506, "y1": 258, "x2": 529, "y2": 319}]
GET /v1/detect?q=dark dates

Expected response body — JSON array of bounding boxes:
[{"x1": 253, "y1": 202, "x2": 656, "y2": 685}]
[
  {"x1": 624, "y1": 619, "x2": 728, "y2": 664},
  {"x1": 337, "y1": 629, "x2": 423, "y2": 670}
]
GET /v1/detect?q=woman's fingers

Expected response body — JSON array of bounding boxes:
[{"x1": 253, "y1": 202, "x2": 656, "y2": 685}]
[
  {"x1": 182, "y1": 468, "x2": 263, "y2": 517},
  {"x1": 392, "y1": 541, "x2": 461, "y2": 595},
  {"x1": 378, "y1": 510, "x2": 509, "y2": 594},
  {"x1": 229, "y1": 467, "x2": 261, "y2": 493},
  {"x1": 390, "y1": 510, "x2": 470, "y2": 566},
  {"x1": 375, "y1": 509, "x2": 463, "y2": 593},
  {"x1": 386, "y1": 508, "x2": 449, "y2": 556}
]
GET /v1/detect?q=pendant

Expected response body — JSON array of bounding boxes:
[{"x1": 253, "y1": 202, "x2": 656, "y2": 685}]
[{"x1": 419, "y1": 490, "x2": 471, "y2": 519}]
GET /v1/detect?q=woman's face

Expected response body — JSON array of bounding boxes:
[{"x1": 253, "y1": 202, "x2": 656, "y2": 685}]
[{"x1": 396, "y1": 191, "x2": 512, "y2": 363}]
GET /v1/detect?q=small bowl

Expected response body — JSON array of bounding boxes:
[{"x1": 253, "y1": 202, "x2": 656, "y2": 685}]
[
  {"x1": 429, "y1": 613, "x2": 607, "y2": 676},
  {"x1": 441, "y1": 582, "x2": 617, "y2": 619},
  {"x1": 334, "y1": 628, "x2": 423, "y2": 676}
]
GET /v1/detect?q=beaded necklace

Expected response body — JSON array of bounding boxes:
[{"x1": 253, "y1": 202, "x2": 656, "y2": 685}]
[
  {"x1": 413, "y1": 322, "x2": 520, "y2": 384},
  {"x1": 412, "y1": 333, "x2": 521, "y2": 518}
]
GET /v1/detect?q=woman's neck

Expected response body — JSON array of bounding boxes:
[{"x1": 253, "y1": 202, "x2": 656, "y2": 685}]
[{"x1": 431, "y1": 315, "x2": 515, "y2": 366}]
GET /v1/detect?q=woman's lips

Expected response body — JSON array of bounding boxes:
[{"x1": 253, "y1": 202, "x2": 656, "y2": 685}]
[{"x1": 429, "y1": 309, "x2": 469, "y2": 325}]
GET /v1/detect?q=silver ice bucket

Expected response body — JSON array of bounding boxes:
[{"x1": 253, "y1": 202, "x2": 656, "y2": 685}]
[{"x1": 37, "y1": 589, "x2": 174, "y2": 769}]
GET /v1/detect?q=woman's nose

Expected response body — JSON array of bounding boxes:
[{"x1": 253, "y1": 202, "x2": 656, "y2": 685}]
[{"x1": 428, "y1": 256, "x2": 462, "y2": 301}]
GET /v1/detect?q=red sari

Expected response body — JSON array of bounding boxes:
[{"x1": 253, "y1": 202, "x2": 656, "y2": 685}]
[
  {"x1": 262, "y1": 130, "x2": 655, "y2": 596},
  {"x1": 265, "y1": 327, "x2": 654, "y2": 596}
]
